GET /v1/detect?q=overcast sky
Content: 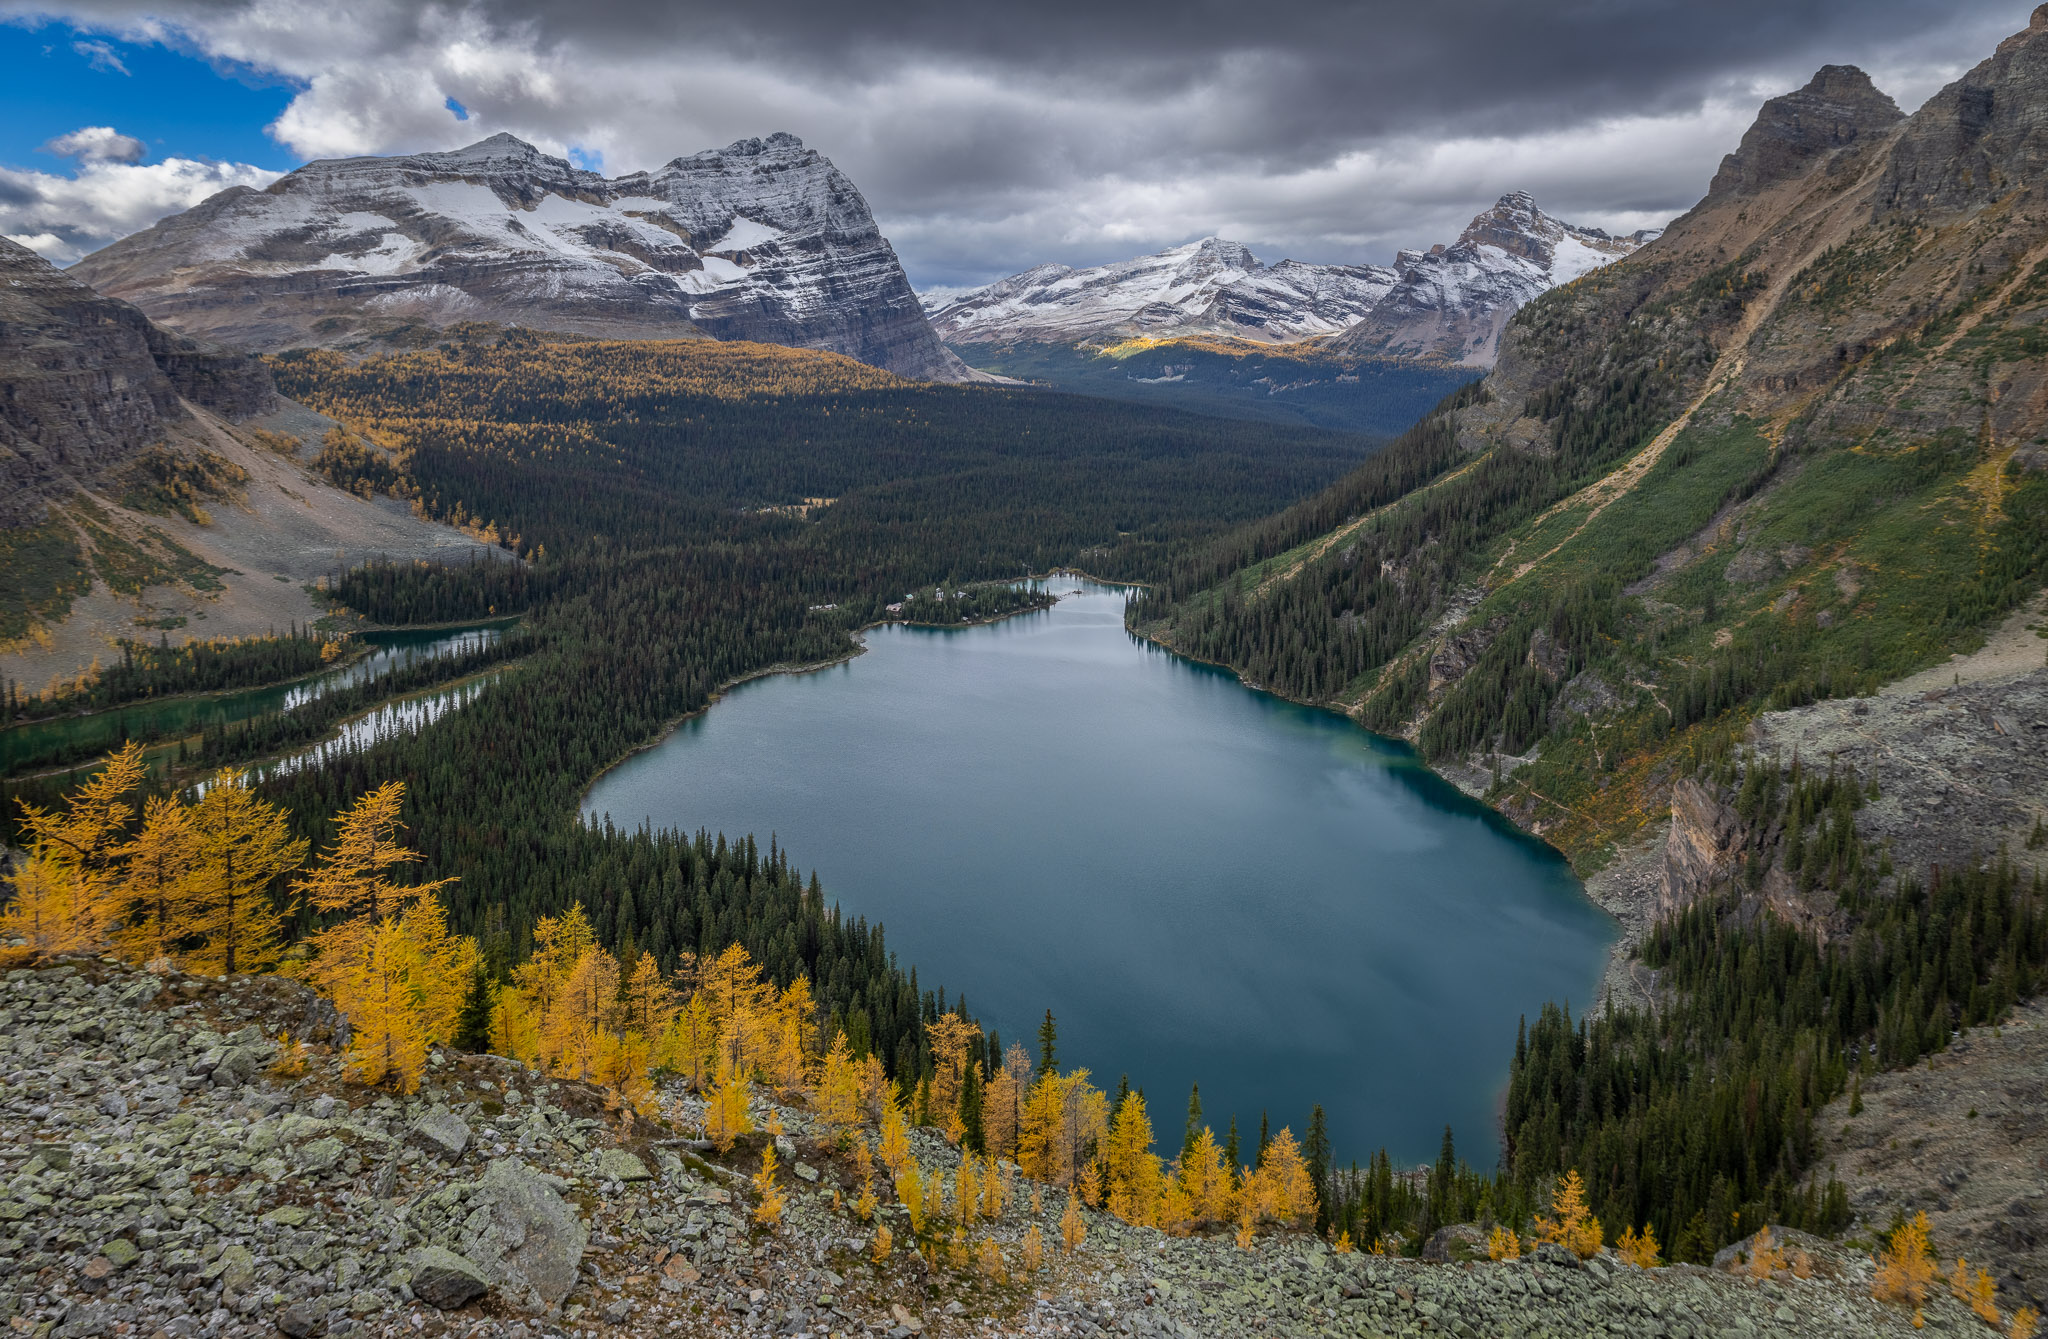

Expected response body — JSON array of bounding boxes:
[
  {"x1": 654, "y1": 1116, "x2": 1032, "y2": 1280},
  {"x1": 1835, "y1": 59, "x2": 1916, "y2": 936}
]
[{"x1": 0, "y1": 0, "x2": 2032, "y2": 289}]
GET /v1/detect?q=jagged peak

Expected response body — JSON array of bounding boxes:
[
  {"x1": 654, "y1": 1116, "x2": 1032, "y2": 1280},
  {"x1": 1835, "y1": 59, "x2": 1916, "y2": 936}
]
[{"x1": 1708, "y1": 64, "x2": 1903, "y2": 197}]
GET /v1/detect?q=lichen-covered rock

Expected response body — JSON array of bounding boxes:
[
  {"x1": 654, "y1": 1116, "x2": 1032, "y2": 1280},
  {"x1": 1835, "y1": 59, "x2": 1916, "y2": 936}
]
[
  {"x1": 409, "y1": 1109, "x2": 472, "y2": 1161},
  {"x1": 455, "y1": 1158, "x2": 589, "y2": 1312},
  {"x1": 597, "y1": 1147, "x2": 651, "y2": 1182},
  {"x1": 407, "y1": 1245, "x2": 490, "y2": 1310}
]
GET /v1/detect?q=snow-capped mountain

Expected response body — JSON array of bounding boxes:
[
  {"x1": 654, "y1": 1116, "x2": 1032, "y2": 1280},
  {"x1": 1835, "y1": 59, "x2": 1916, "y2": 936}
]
[
  {"x1": 928, "y1": 193, "x2": 1655, "y2": 366},
  {"x1": 924, "y1": 238, "x2": 1397, "y2": 345},
  {"x1": 71, "y1": 132, "x2": 978, "y2": 382},
  {"x1": 1328, "y1": 193, "x2": 1657, "y2": 365}
]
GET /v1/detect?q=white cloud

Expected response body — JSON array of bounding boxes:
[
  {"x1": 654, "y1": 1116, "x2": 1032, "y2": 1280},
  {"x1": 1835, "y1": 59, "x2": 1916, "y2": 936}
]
[
  {"x1": 43, "y1": 125, "x2": 147, "y2": 163},
  {"x1": 0, "y1": 155, "x2": 280, "y2": 264},
  {"x1": 71, "y1": 35, "x2": 128, "y2": 73},
  {"x1": 3, "y1": 0, "x2": 2031, "y2": 286}
]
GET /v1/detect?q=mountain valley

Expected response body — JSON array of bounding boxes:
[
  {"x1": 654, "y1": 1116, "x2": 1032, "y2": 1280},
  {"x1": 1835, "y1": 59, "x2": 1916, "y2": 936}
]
[{"x1": 4, "y1": 7, "x2": 2048, "y2": 1339}]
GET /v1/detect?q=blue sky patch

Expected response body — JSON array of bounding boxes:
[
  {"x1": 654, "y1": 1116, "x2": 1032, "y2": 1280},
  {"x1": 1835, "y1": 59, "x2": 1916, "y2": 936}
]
[{"x1": 0, "y1": 20, "x2": 301, "y2": 173}]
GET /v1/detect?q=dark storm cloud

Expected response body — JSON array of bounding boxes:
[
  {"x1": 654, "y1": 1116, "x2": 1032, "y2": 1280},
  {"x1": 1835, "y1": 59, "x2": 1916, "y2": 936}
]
[{"x1": 2, "y1": 0, "x2": 2032, "y2": 284}]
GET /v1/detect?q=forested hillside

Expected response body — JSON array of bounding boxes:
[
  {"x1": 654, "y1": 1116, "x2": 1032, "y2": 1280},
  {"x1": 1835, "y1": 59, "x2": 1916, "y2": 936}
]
[{"x1": 1128, "y1": 44, "x2": 2048, "y2": 1267}]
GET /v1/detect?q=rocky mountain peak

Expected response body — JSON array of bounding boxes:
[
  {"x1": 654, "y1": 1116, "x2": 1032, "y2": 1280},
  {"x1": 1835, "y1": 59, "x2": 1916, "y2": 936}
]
[
  {"x1": 1329, "y1": 193, "x2": 1647, "y2": 365},
  {"x1": 930, "y1": 193, "x2": 1649, "y2": 361},
  {"x1": 1707, "y1": 65, "x2": 1904, "y2": 198},
  {"x1": 68, "y1": 131, "x2": 974, "y2": 381}
]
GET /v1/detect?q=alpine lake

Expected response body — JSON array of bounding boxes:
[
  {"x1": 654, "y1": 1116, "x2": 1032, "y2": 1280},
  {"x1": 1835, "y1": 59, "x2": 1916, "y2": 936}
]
[{"x1": 585, "y1": 580, "x2": 1613, "y2": 1166}]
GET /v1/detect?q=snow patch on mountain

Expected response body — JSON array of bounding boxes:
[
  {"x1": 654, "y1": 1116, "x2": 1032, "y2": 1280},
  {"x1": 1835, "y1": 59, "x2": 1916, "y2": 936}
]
[{"x1": 926, "y1": 237, "x2": 1393, "y2": 345}]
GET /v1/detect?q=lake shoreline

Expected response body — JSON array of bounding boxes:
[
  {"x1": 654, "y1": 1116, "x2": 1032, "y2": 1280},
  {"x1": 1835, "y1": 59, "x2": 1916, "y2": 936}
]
[{"x1": 1130, "y1": 617, "x2": 1636, "y2": 999}]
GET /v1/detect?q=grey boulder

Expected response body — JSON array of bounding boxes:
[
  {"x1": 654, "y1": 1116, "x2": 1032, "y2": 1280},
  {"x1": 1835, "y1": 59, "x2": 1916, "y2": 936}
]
[
  {"x1": 408, "y1": 1110, "x2": 471, "y2": 1161},
  {"x1": 453, "y1": 1158, "x2": 588, "y2": 1312},
  {"x1": 407, "y1": 1245, "x2": 490, "y2": 1310},
  {"x1": 596, "y1": 1147, "x2": 651, "y2": 1182}
]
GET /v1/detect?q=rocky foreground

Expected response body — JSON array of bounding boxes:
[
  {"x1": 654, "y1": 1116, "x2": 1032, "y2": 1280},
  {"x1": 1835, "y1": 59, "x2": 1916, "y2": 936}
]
[{"x1": 0, "y1": 958, "x2": 2012, "y2": 1339}]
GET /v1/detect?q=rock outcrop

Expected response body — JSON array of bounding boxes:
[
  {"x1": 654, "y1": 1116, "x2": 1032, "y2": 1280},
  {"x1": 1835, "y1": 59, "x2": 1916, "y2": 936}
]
[
  {"x1": 0, "y1": 237, "x2": 275, "y2": 524},
  {"x1": 70, "y1": 132, "x2": 977, "y2": 382},
  {"x1": 1659, "y1": 778, "x2": 1746, "y2": 917},
  {"x1": 454, "y1": 1159, "x2": 587, "y2": 1312},
  {"x1": 1879, "y1": 4, "x2": 2048, "y2": 215}
]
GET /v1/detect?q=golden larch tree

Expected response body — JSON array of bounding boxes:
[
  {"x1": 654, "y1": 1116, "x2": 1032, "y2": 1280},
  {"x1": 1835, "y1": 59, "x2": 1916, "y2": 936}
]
[
  {"x1": 5, "y1": 741, "x2": 150, "y2": 958},
  {"x1": 296, "y1": 783, "x2": 475, "y2": 1091},
  {"x1": 1103, "y1": 1092, "x2": 1165, "y2": 1227},
  {"x1": 183, "y1": 771, "x2": 306, "y2": 975},
  {"x1": 815, "y1": 1029, "x2": 863, "y2": 1139},
  {"x1": 110, "y1": 796, "x2": 200, "y2": 965}
]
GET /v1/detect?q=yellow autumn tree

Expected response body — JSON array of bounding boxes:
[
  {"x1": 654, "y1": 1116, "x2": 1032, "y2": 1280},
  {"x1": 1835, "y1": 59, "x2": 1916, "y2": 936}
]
[
  {"x1": 815, "y1": 1029, "x2": 863, "y2": 1140},
  {"x1": 182, "y1": 771, "x2": 306, "y2": 975},
  {"x1": 926, "y1": 1013, "x2": 980, "y2": 1139},
  {"x1": 1874, "y1": 1212, "x2": 1936, "y2": 1316},
  {"x1": 753, "y1": 1142, "x2": 785, "y2": 1227},
  {"x1": 16, "y1": 740, "x2": 147, "y2": 910},
  {"x1": 1020, "y1": 1069, "x2": 1107, "y2": 1188},
  {"x1": 1533, "y1": 1170, "x2": 1603, "y2": 1259},
  {"x1": 767, "y1": 973, "x2": 817, "y2": 1094},
  {"x1": 1241, "y1": 1128, "x2": 1317, "y2": 1227},
  {"x1": 1103, "y1": 1092, "x2": 1165, "y2": 1227},
  {"x1": 109, "y1": 796, "x2": 199, "y2": 965},
  {"x1": 654, "y1": 991, "x2": 719, "y2": 1089},
  {"x1": 0, "y1": 855, "x2": 97, "y2": 964},
  {"x1": 4, "y1": 742, "x2": 150, "y2": 959},
  {"x1": 622, "y1": 950, "x2": 677, "y2": 1036},
  {"x1": 700, "y1": 942, "x2": 773, "y2": 1076},
  {"x1": 983, "y1": 1042, "x2": 1031, "y2": 1159},
  {"x1": 879, "y1": 1089, "x2": 912, "y2": 1178},
  {"x1": 1061, "y1": 1191, "x2": 1087, "y2": 1252},
  {"x1": 1617, "y1": 1223, "x2": 1660, "y2": 1268},
  {"x1": 704, "y1": 1059, "x2": 754, "y2": 1150},
  {"x1": 296, "y1": 783, "x2": 475, "y2": 1091}
]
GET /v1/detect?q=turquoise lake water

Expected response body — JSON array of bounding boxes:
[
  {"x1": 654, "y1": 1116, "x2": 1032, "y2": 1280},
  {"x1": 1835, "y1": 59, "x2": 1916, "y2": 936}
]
[{"x1": 584, "y1": 581, "x2": 1612, "y2": 1166}]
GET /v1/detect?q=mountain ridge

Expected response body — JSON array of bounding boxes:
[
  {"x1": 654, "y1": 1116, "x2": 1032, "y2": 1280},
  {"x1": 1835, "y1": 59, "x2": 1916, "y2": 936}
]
[
  {"x1": 68, "y1": 132, "x2": 980, "y2": 383},
  {"x1": 927, "y1": 193, "x2": 1652, "y2": 365}
]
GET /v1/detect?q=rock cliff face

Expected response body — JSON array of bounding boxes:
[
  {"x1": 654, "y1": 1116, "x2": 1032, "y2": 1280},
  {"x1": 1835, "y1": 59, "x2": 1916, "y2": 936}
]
[
  {"x1": 928, "y1": 194, "x2": 1648, "y2": 362},
  {"x1": 70, "y1": 132, "x2": 976, "y2": 382},
  {"x1": 1878, "y1": 4, "x2": 2048, "y2": 214},
  {"x1": 0, "y1": 237, "x2": 275, "y2": 525},
  {"x1": 1706, "y1": 65, "x2": 1905, "y2": 198},
  {"x1": 1659, "y1": 778, "x2": 1745, "y2": 917}
]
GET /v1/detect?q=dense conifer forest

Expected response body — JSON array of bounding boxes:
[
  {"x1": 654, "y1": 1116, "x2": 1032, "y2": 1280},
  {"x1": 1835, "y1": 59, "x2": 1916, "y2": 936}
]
[{"x1": 243, "y1": 333, "x2": 1389, "y2": 1089}]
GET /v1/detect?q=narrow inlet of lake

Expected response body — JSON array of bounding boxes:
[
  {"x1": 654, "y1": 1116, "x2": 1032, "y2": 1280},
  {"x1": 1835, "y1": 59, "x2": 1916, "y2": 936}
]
[{"x1": 584, "y1": 581, "x2": 1612, "y2": 1166}]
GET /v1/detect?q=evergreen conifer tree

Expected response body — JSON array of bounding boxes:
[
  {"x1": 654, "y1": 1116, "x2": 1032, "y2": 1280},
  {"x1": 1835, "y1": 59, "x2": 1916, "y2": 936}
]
[
  {"x1": 1305, "y1": 1106, "x2": 1332, "y2": 1234},
  {"x1": 960, "y1": 1058, "x2": 986, "y2": 1155},
  {"x1": 1037, "y1": 1009, "x2": 1058, "y2": 1076}
]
